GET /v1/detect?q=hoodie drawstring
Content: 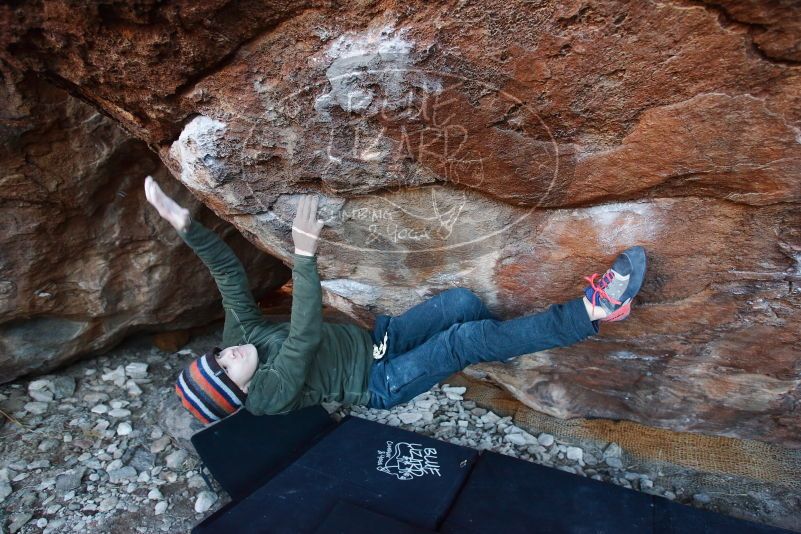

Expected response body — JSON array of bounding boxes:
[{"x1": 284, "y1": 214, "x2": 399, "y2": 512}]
[{"x1": 230, "y1": 307, "x2": 251, "y2": 344}]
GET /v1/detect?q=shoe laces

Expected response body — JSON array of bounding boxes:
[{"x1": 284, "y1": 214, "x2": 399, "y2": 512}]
[
  {"x1": 373, "y1": 331, "x2": 388, "y2": 360},
  {"x1": 584, "y1": 271, "x2": 622, "y2": 314}
]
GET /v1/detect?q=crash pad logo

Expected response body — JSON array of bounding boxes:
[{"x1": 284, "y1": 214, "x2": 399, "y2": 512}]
[{"x1": 377, "y1": 440, "x2": 441, "y2": 480}]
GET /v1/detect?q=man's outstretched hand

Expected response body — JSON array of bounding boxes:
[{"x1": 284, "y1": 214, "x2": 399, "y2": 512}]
[
  {"x1": 292, "y1": 195, "x2": 325, "y2": 257},
  {"x1": 144, "y1": 176, "x2": 191, "y2": 233},
  {"x1": 145, "y1": 177, "x2": 322, "y2": 254}
]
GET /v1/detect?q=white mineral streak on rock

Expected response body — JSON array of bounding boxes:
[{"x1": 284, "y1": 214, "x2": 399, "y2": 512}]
[
  {"x1": 320, "y1": 23, "x2": 412, "y2": 115},
  {"x1": 562, "y1": 201, "x2": 662, "y2": 253},
  {"x1": 465, "y1": 249, "x2": 503, "y2": 315},
  {"x1": 169, "y1": 116, "x2": 228, "y2": 192},
  {"x1": 321, "y1": 279, "x2": 383, "y2": 306},
  {"x1": 315, "y1": 22, "x2": 440, "y2": 122}
]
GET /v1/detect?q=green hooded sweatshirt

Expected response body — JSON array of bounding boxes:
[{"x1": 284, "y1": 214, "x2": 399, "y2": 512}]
[{"x1": 178, "y1": 218, "x2": 375, "y2": 415}]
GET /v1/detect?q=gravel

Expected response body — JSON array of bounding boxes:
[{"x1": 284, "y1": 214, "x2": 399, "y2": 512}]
[
  {"x1": 0, "y1": 334, "x2": 228, "y2": 532},
  {"x1": 0, "y1": 480, "x2": 11, "y2": 502}
]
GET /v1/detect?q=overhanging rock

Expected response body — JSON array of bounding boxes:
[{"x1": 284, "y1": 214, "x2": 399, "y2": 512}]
[{"x1": 2, "y1": 1, "x2": 800, "y2": 446}]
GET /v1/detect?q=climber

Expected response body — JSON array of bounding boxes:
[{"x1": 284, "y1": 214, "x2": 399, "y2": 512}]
[{"x1": 143, "y1": 176, "x2": 647, "y2": 424}]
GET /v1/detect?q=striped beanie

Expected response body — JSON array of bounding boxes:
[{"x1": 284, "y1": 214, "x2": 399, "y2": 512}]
[{"x1": 174, "y1": 347, "x2": 247, "y2": 425}]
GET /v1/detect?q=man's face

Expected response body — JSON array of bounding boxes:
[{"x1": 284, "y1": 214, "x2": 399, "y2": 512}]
[{"x1": 215, "y1": 344, "x2": 258, "y2": 393}]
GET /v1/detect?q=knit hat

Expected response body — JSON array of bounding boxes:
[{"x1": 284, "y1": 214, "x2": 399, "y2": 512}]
[{"x1": 174, "y1": 347, "x2": 247, "y2": 425}]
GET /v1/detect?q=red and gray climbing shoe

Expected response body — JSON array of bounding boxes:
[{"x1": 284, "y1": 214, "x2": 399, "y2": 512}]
[{"x1": 583, "y1": 246, "x2": 647, "y2": 322}]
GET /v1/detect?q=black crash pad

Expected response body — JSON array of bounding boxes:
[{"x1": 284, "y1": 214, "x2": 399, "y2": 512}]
[
  {"x1": 313, "y1": 501, "x2": 436, "y2": 534},
  {"x1": 190, "y1": 405, "x2": 335, "y2": 501},
  {"x1": 442, "y1": 451, "x2": 795, "y2": 534},
  {"x1": 441, "y1": 450, "x2": 653, "y2": 534},
  {"x1": 653, "y1": 498, "x2": 795, "y2": 534},
  {"x1": 195, "y1": 415, "x2": 478, "y2": 533}
]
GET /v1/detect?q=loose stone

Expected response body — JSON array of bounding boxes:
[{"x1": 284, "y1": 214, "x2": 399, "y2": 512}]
[
  {"x1": 24, "y1": 401, "x2": 48, "y2": 415},
  {"x1": 125, "y1": 362, "x2": 149, "y2": 379},
  {"x1": 194, "y1": 491, "x2": 217, "y2": 513},
  {"x1": 165, "y1": 449, "x2": 188, "y2": 469},
  {"x1": 399, "y1": 412, "x2": 422, "y2": 424},
  {"x1": 108, "y1": 466, "x2": 137, "y2": 484},
  {"x1": 566, "y1": 447, "x2": 583, "y2": 462}
]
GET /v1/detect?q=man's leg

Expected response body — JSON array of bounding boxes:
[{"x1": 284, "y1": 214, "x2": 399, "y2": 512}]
[
  {"x1": 372, "y1": 287, "x2": 499, "y2": 358},
  {"x1": 367, "y1": 245, "x2": 647, "y2": 409},
  {"x1": 368, "y1": 297, "x2": 598, "y2": 409}
]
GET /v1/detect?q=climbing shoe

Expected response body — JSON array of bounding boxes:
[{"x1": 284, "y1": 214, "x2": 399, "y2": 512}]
[{"x1": 583, "y1": 246, "x2": 647, "y2": 322}]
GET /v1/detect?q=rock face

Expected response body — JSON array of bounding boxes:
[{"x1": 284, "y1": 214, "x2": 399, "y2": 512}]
[
  {"x1": 0, "y1": 65, "x2": 290, "y2": 383},
  {"x1": 2, "y1": 1, "x2": 800, "y2": 445}
]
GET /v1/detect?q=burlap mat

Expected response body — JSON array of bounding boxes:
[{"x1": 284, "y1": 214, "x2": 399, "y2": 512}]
[{"x1": 448, "y1": 373, "x2": 801, "y2": 489}]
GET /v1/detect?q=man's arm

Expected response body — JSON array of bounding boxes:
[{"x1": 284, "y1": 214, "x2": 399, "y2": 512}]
[
  {"x1": 245, "y1": 252, "x2": 322, "y2": 415},
  {"x1": 144, "y1": 176, "x2": 263, "y2": 339},
  {"x1": 177, "y1": 217, "x2": 264, "y2": 333}
]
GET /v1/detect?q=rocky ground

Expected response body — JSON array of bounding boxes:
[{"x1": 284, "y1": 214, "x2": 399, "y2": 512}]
[
  {"x1": 0, "y1": 331, "x2": 226, "y2": 534},
  {"x1": 1, "y1": 325, "x2": 796, "y2": 533}
]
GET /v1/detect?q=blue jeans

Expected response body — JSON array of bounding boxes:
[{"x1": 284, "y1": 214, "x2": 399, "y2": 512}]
[{"x1": 366, "y1": 288, "x2": 599, "y2": 410}]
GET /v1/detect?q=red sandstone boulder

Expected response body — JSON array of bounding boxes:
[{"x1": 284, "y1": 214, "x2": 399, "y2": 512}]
[
  {"x1": 0, "y1": 66, "x2": 290, "y2": 383},
  {"x1": 1, "y1": 1, "x2": 799, "y2": 445}
]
